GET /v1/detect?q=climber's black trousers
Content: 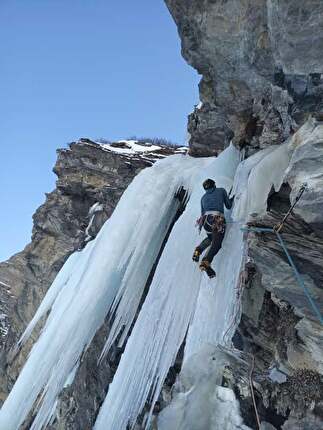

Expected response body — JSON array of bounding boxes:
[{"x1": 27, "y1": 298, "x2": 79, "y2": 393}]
[{"x1": 196, "y1": 220, "x2": 226, "y2": 263}]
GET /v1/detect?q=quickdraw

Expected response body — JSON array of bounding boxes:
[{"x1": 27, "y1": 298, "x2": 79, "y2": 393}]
[{"x1": 273, "y1": 183, "x2": 308, "y2": 233}]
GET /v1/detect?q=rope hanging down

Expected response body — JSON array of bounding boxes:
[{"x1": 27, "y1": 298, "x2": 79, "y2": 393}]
[
  {"x1": 242, "y1": 182, "x2": 323, "y2": 324},
  {"x1": 221, "y1": 184, "x2": 319, "y2": 429}
]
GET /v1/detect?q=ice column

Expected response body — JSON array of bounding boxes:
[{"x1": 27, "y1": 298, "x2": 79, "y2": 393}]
[
  {"x1": 0, "y1": 154, "x2": 210, "y2": 430},
  {"x1": 94, "y1": 145, "x2": 240, "y2": 430}
]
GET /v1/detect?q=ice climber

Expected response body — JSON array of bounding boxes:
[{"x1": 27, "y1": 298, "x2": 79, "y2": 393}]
[{"x1": 192, "y1": 178, "x2": 233, "y2": 278}]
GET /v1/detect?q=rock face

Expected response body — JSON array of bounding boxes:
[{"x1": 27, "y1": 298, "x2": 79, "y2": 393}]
[
  {"x1": 0, "y1": 139, "x2": 181, "y2": 426},
  {"x1": 164, "y1": 2, "x2": 323, "y2": 429},
  {"x1": 165, "y1": 0, "x2": 323, "y2": 156},
  {"x1": 234, "y1": 120, "x2": 323, "y2": 429}
]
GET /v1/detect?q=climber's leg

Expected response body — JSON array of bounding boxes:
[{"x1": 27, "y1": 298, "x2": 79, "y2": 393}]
[
  {"x1": 192, "y1": 235, "x2": 212, "y2": 262},
  {"x1": 203, "y1": 228, "x2": 225, "y2": 264},
  {"x1": 200, "y1": 219, "x2": 226, "y2": 278}
]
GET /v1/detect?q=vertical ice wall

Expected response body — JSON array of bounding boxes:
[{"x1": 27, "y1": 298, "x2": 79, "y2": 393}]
[
  {"x1": 0, "y1": 154, "x2": 211, "y2": 430},
  {"x1": 183, "y1": 221, "x2": 246, "y2": 361},
  {"x1": 157, "y1": 346, "x2": 252, "y2": 430},
  {"x1": 0, "y1": 138, "x2": 293, "y2": 430},
  {"x1": 183, "y1": 143, "x2": 292, "y2": 360},
  {"x1": 154, "y1": 142, "x2": 294, "y2": 430},
  {"x1": 94, "y1": 142, "x2": 293, "y2": 430},
  {"x1": 94, "y1": 145, "x2": 241, "y2": 430}
]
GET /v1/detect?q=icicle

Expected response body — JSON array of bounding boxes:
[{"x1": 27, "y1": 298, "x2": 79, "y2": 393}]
[
  {"x1": 84, "y1": 202, "x2": 104, "y2": 242},
  {"x1": 1, "y1": 139, "x2": 296, "y2": 430},
  {"x1": 233, "y1": 144, "x2": 291, "y2": 220},
  {"x1": 94, "y1": 142, "x2": 295, "y2": 430},
  {"x1": 246, "y1": 143, "x2": 291, "y2": 216},
  {"x1": 163, "y1": 143, "x2": 295, "y2": 429},
  {"x1": 157, "y1": 346, "x2": 252, "y2": 430},
  {"x1": 0, "y1": 154, "x2": 210, "y2": 430},
  {"x1": 98, "y1": 157, "x2": 208, "y2": 362},
  {"x1": 17, "y1": 245, "x2": 93, "y2": 348},
  {"x1": 94, "y1": 145, "x2": 240, "y2": 430},
  {"x1": 231, "y1": 146, "x2": 277, "y2": 221}
]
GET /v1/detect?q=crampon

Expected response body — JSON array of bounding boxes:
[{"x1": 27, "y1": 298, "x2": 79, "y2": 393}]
[{"x1": 199, "y1": 260, "x2": 216, "y2": 279}]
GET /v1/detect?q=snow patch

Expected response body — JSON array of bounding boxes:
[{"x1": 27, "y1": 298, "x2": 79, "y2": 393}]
[{"x1": 101, "y1": 140, "x2": 162, "y2": 155}]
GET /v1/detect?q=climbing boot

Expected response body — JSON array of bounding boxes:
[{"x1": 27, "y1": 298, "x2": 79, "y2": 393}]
[
  {"x1": 199, "y1": 260, "x2": 216, "y2": 279},
  {"x1": 192, "y1": 248, "x2": 201, "y2": 262},
  {"x1": 199, "y1": 259, "x2": 210, "y2": 271}
]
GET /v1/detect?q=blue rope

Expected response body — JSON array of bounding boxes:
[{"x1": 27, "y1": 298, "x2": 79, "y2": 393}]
[{"x1": 242, "y1": 226, "x2": 323, "y2": 325}]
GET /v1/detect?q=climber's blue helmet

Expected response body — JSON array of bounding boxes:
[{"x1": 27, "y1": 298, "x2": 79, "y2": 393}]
[{"x1": 203, "y1": 178, "x2": 216, "y2": 190}]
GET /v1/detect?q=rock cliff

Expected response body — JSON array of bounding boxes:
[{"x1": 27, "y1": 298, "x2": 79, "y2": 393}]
[
  {"x1": 165, "y1": 0, "x2": 323, "y2": 156},
  {"x1": 164, "y1": 1, "x2": 323, "y2": 428},
  {"x1": 234, "y1": 119, "x2": 323, "y2": 429}
]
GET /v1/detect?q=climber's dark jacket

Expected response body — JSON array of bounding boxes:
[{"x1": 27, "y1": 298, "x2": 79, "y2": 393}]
[{"x1": 200, "y1": 187, "x2": 233, "y2": 216}]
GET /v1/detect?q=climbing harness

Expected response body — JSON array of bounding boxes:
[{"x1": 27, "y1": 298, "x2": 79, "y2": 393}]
[
  {"x1": 207, "y1": 213, "x2": 225, "y2": 234},
  {"x1": 273, "y1": 182, "x2": 308, "y2": 233},
  {"x1": 197, "y1": 212, "x2": 225, "y2": 234},
  {"x1": 213, "y1": 215, "x2": 225, "y2": 234}
]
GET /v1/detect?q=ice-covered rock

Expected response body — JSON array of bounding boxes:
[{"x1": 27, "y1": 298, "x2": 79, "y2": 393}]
[
  {"x1": 286, "y1": 117, "x2": 323, "y2": 233},
  {"x1": 236, "y1": 119, "x2": 323, "y2": 427},
  {"x1": 157, "y1": 346, "x2": 251, "y2": 430}
]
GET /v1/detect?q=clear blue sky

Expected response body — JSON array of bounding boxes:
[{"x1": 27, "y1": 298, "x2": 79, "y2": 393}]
[{"x1": 0, "y1": 0, "x2": 199, "y2": 261}]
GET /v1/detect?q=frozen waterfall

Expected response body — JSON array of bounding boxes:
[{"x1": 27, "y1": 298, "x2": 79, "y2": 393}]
[
  {"x1": 94, "y1": 142, "x2": 292, "y2": 430},
  {"x1": 93, "y1": 145, "x2": 242, "y2": 430},
  {"x1": 0, "y1": 140, "x2": 292, "y2": 430},
  {"x1": 0, "y1": 153, "x2": 211, "y2": 430}
]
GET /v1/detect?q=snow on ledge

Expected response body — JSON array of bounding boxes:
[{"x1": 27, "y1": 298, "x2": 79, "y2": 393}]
[
  {"x1": 77, "y1": 138, "x2": 188, "y2": 161},
  {"x1": 102, "y1": 140, "x2": 162, "y2": 154}
]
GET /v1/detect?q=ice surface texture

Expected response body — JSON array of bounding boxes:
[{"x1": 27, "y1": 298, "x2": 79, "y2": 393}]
[
  {"x1": 0, "y1": 134, "x2": 295, "y2": 429},
  {"x1": 94, "y1": 145, "x2": 240, "y2": 430},
  {"x1": 94, "y1": 142, "x2": 293, "y2": 430},
  {"x1": 157, "y1": 345, "x2": 251, "y2": 430},
  {"x1": 0, "y1": 154, "x2": 210, "y2": 430}
]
